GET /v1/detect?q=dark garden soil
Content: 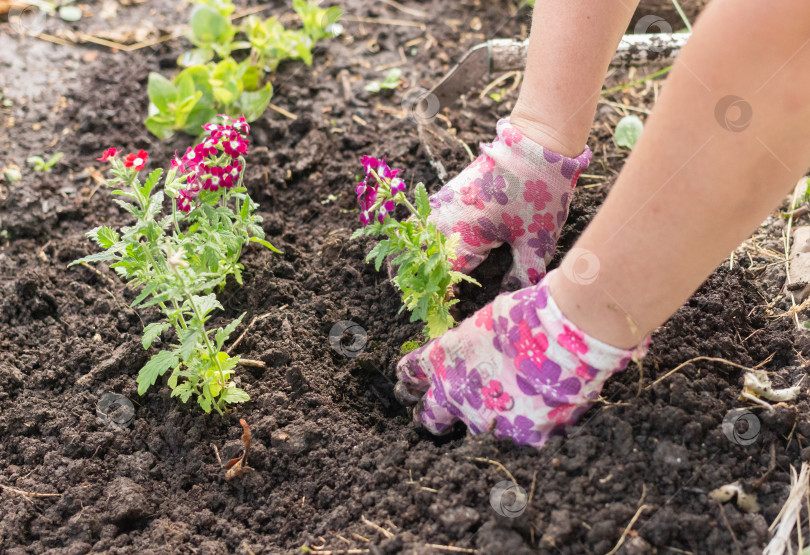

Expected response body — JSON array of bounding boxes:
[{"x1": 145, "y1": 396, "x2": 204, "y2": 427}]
[{"x1": 2, "y1": 0, "x2": 809, "y2": 554}]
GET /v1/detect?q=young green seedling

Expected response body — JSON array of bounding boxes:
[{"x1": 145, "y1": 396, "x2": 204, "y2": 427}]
[
  {"x1": 72, "y1": 116, "x2": 279, "y2": 414},
  {"x1": 351, "y1": 157, "x2": 480, "y2": 339},
  {"x1": 146, "y1": 0, "x2": 342, "y2": 138},
  {"x1": 364, "y1": 68, "x2": 402, "y2": 94},
  {"x1": 26, "y1": 152, "x2": 63, "y2": 172}
]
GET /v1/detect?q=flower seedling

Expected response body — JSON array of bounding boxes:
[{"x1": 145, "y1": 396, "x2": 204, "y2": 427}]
[
  {"x1": 26, "y1": 152, "x2": 63, "y2": 172},
  {"x1": 71, "y1": 116, "x2": 279, "y2": 414},
  {"x1": 364, "y1": 68, "x2": 402, "y2": 94},
  {"x1": 146, "y1": 0, "x2": 342, "y2": 138},
  {"x1": 351, "y1": 157, "x2": 479, "y2": 339}
]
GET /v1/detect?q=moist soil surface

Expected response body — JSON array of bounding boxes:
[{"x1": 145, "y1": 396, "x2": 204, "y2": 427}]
[{"x1": 1, "y1": 1, "x2": 808, "y2": 554}]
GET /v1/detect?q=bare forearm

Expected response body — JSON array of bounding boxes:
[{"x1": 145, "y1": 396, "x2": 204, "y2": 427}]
[
  {"x1": 551, "y1": 0, "x2": 810, "y2": 348},
  {"x1": 511, "y1": 0, "x2": 640, "y2": 156}
]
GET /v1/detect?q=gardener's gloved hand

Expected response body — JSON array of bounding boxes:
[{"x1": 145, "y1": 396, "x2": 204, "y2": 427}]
[
  {"x1": 394, "y1": 271, "x2": 648, "y2": 450},
  {"x1": 428, "y1": 119, "x2": 591, "y2": 288}
]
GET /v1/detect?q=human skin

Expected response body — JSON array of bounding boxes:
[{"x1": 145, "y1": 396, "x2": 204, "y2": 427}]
[
  {"x1": 510, "y1": 0, "x2": 641, "y2": 158},
  {"x1": 547, "y1": 0, "x2": 810, "y2": 349},
  {"x1": 393, "y1": 0, "x2": 810, "y2": 445}
]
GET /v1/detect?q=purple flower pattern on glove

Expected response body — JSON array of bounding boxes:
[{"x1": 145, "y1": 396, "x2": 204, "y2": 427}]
[
  {"x1": 425, "y1": 118, "x2": 591, "y2": 287},
  {"x1": 396, "y1": 271, "x2": 650, "y2": 450}
]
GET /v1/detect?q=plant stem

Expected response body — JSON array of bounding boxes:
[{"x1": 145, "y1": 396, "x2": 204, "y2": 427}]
[{"x1": 169, "y1": 258, "x2": 227, "y2": 411}]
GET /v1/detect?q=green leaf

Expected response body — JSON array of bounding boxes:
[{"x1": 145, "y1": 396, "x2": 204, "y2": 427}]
[
  {"x1": 147, "y1": 72, "x2": 177, "y2": 114},
  {"x1": 414, "y1": 183, "x2": 430, "y2": 218},
  {"x1": 131, "y1": 282, "x2": 159, "y2": 307},
  {"x1": 177, "y1": 328, "x2": 202, "y2": 360},
  {"x1": 213, "y1": 86, "x2": 235, "y2": 106},
  {"x1": 142, "y1": 322, "x2": 171, "y2": 349},
  {"x1": 87, "y1": 226, "x2": 120, "y2": 249},
  {"x1": 192, "y1": 294, "x2": 222, "y2": 319},
  {"x1": 69, "y1": 249, "x2": 121, "y2": 266},
  {"x1": 614, "y1": 115, "x2": 644, "y2": 149},
  {"x1": 137, "y1": 350, "x2": 179, "y2": 395},
  {"x1": 234, "y1": 82, "x2": 273, "y2": 122},
  {"x1": 249, "y1": 236, "x2": 282, "y2": 253},
  {"x1": 198, "y1": 393, "x2": 213, "y2": 413},
  {"x1": 219, "y1": 386, "x2": 250, "y2": 404},
  {"x1": 145, "y1": 114, "x2": 176, "y2": 139},
  {"x1": 189, "y1": 5, "x2": 231, "y2": 46},
  {"x1": 215, "y1": 312, "x2": 246, "y2": 350},
  {"x1": 178, "y1": 47, "x2": 215, "y2": 67},
  {"x1": 141, "y1": 168, "x2": 163, "y2": 199}
]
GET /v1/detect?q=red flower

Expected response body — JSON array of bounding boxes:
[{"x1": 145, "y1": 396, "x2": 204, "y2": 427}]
[
  {"x1": 124, "y1": 150, "x2": 148, "y2": 171},
  {"x1": 97, "y1": 147, "x2": 118, "y2": 162},
  {"x1": 203, "y1": 166, "x2": 226, "y2": 191}
]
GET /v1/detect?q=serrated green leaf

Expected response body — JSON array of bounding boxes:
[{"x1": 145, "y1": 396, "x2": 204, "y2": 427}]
[
  {"x1": 137, "y1": 350, "x2": 179, "y2": 395},
  {"x1": 177, "y1": 328, "x2": 201, "y2": 360},
  {"x1": 69, "y1": 249, "x2": 121, "y2": 266},
  {"x1": 142, "y1": 321, "x2": 171, "y2": 349},
  {"x1": 215, "y1": 312, "x2": 245, "y2": 350},
  {"x1": 192, "y1": 294, "x2": 222, "y2": 319},
  {"x1": 131, "y1": 282, "x2": 159, "y2": 307},
  {"x1": 141, "y1": 168, "x2": 163, "y2": 199},
  {"x1": 414, "y1": 183, "x2": 430, "y2": 218},
  {"x1": 220, "y1": 386, "x2": 250, "y2": 404}
]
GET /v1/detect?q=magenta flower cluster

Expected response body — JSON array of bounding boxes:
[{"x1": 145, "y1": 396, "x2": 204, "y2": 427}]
[
  {"x1": 171, "y1": 116, "x2": 251, "y2": 212},
  {"x1": 355, "y1": 156, "x2": 406, "y2": 226}
]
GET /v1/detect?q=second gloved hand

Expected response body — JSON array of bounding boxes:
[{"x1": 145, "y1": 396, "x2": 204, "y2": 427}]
[{"x1": 428, "y1": 118, "x2": 592, "y2": 288}]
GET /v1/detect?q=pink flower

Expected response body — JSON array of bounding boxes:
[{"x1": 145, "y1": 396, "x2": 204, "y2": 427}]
[
  {"x1": 222, "y1": 131, "x2": 249, "y2": 158},
  {"x1": 527, "y1": 268, "x2": 543, "y2": 285},
  {"x1": 501, "y1": 126, "x2": 523, "y2": 146},
  {"x1": 231, "y1": 116, "x2": 250, "y2": 135},
  {"x1": 502, "y1": 213, "x2": 525, "y2": 242},
  {"x1": 223, "y1": 163, "x2": 241, "y2": 189},
  {"x1": 203, "y1": 166, "x2": 225, "y2": 191},
  {"x1": 481, "y1": 380, "x2": 513, "y2": 411},
  {"x1": 523, "y1": 179, "x2": 553, "y2": 211},
  {"x1": 548, "y1": 404, "x2": 576, "y2": 425},
  {"x1": 452, "y1": 221, "x2": 483, "y2": 247},
  {"x1": 459, "y1": 183, "x2": 483, "y2": 209},
  {"x1": 513, "y1": 322, "x2": 549, "y2": 370},
  {"x1": 177, "y1": 189, "x2": 195, "y2": 213},
  {"x1": 474, "y1": 305, "x2": 494, "y2": 331},
  {"x1": 429, "y1": 345, "x2": 447, "y2": 380},
  {"x1": 528, "y1": 213, "x2": 555, "y2": 233},
  {"x1": 470, "y1": 155, "x2": 495, "y2": 173},
  {"x1": 377, "y1": 199, "x2": 395, "y2": 223},
  {"x1": 97, "y1": 147, "x2": 118, "y2": 162},
  {"x1": 182, "y1": 146, "x2": 202, "y2": 168},
  {"x1": 558, "y1": 325, "x2": 588, "y2": 355}
]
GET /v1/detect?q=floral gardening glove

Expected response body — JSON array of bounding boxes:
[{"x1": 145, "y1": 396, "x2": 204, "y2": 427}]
[
  {"x1": 429, "y1": 118, "x2": 592, "y2": 288},
  {"x1": 394, "y1": 271, "x2": 649, "y2": 450}
]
